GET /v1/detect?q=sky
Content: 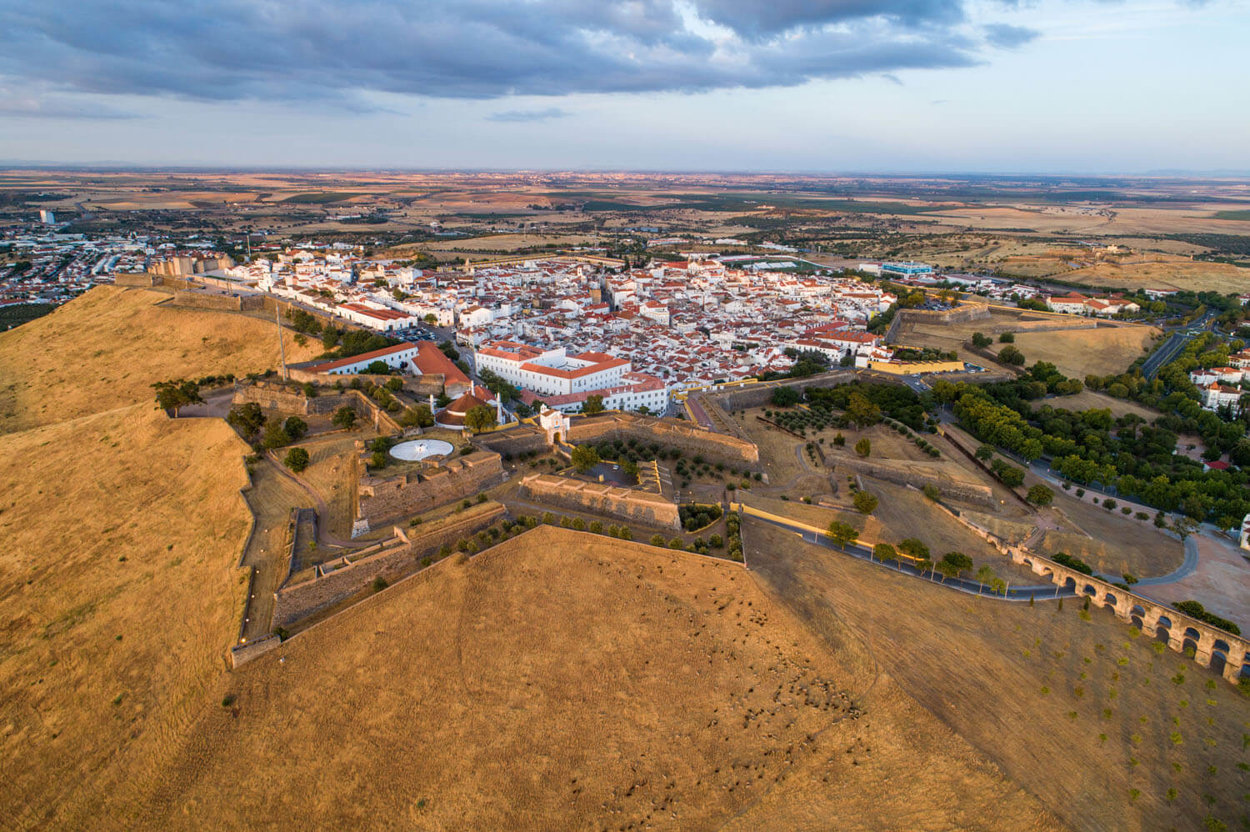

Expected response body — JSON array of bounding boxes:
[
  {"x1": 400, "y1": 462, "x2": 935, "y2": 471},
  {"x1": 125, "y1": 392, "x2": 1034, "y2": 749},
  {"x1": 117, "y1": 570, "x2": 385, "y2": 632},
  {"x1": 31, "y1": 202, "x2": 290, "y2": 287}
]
[{"x1": 0, "y1": 0, "x2": 1246, "y2": 173}]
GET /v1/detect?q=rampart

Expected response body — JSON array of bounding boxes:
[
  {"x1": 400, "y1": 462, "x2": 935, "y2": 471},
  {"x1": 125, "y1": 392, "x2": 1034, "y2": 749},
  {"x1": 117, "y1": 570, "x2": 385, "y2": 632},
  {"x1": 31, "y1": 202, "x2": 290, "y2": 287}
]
[
  {"x1": 167, "y1": 290, "x2": 266, "y2": 313},
  {"x1": 568, "y1": 412, "x2": 760, "y2": 466},
  {"x1": 839, "y1": 456, "x2": 995, "y2": 507},
  {"x1": 520, "y1": 473, "x2": 681, "y2": 529},
  {"x1": 233, "y1": 381, "x2": 403, "y2": 433},
  {"x1": 472, "y1": 423, "x2": 551, "y2": 458},
  {"x1": 357, "y1": 451, "x2": 505, "y2": 526},
  {"x1": 272, "y1": 503, "x2": 505, "y2": 630},
  {"x1": 702, "y1": 370, "x2": 875, "y2": 412}
]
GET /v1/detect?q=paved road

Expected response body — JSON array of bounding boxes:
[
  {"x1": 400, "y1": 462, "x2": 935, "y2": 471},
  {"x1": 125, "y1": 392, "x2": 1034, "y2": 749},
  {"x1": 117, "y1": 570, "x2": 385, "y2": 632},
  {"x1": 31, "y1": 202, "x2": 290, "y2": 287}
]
[
  {"x1": 748, "y1": 515, "x2": 1073, "y2": 602},
  {"x1": 1141, "y1": 310, "x2": 1216, "y2": 379}
]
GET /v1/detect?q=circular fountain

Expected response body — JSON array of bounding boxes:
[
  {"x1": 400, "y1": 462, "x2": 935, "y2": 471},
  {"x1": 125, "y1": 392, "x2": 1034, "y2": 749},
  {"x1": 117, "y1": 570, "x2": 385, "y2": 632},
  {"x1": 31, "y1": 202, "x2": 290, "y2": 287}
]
[{"x1": 388, "y1": 439, "x2": 454, "y2": 462}]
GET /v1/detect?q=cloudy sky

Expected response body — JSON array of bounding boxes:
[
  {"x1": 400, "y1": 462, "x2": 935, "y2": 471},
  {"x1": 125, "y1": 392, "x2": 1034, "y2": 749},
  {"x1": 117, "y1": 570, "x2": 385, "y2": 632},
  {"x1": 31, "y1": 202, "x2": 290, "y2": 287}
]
[{"x1": 0, "y1": 0, "x2": 1245, "y2": 172}]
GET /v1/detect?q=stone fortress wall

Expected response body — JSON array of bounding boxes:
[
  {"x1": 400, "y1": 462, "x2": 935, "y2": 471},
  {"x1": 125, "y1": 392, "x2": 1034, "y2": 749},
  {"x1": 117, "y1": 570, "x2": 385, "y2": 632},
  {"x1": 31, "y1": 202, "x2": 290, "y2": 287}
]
[
  {"x1": 272, "y1": 503, "x2": 505, "y2": 630},
  {"x1": 519, "y1": 473, "x2": 681, "y2": 530},
  {"x1": 357, "y1": 451, "x2": 505, "y2": 527}
]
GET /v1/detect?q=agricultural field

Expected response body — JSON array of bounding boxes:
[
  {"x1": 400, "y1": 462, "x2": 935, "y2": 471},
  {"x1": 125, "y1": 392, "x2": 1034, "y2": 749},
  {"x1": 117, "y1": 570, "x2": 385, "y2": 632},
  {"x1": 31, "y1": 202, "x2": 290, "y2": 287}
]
[
  {"x1": 1009, "y1": 325, "x2": 1160, "y2": 379},
  {"x1": 0, "y1": 286, "x2": 319, "y2": 433},
  {"x1": 130, "y1": 527, "x2": 1064, "y2": 832}
]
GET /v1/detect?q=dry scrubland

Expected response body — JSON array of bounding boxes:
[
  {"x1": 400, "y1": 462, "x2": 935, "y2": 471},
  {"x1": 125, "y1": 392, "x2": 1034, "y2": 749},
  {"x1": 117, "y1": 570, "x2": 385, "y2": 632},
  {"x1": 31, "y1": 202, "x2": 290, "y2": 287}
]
[
  {"x1": 141, "y1": 527, "x2": 1063, "y2": 832},
  {"x1": 748, "y1": 521, "x2": 1250, "y2": 832},
  {"x1": 0, "y1": 286, "x2": 318, "y2": 433},
  {"x1": 0, "y1": 405, "x2": 251, "y2": 830},
  {"x1": 1009, "y1": 326, "x2": 1159, "y2": 380},
  {"x1": 1062, "y1": 260, "x2": 1250, "y2": 295}
]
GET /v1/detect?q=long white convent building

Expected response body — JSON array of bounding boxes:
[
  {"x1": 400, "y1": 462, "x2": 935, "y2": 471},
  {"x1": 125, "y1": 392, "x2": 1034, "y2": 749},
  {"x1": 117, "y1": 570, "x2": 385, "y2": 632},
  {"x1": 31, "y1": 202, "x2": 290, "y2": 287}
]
[{"x1": 475, "y1": 340, "x2": 669, "y2": 414}]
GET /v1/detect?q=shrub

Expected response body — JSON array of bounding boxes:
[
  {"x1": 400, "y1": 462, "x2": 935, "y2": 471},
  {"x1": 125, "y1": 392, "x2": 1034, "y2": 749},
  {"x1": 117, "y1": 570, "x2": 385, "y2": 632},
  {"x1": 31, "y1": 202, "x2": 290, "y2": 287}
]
[
  {"x1": 371, "y1": 575, "x2": 389, "y2": 592},
  {"x1": 853, "y1": 490, "x2": 879, "y2": 514},
  {"x1": 283, "y1": 447, "x2": 310, "y2": 473},
  {"x1": 854, "y1": 438, "x2": 871, "y2": 458},
  {"x1": 650, "y1": 534, "x2": 666, "y2": 547}
]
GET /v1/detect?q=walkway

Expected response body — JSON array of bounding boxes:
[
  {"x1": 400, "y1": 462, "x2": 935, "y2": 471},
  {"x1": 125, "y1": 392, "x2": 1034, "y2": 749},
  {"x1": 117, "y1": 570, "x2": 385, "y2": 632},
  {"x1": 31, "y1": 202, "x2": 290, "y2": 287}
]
[{"x1": 265, "y1": 452, "x2": 357, "y2": 548}]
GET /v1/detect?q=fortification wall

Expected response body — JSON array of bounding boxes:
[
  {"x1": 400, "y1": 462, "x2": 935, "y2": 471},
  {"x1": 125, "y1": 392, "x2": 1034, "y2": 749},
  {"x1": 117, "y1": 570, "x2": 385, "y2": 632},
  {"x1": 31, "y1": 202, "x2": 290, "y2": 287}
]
[
  {"x1": 358, "y1": 451, "x2": 504, "y2": 525},
  {"x1": 838, "y1": 457, "x2": 995, "y2": 507},
  {"x1": 473, "y1": 424, "x2": 551, "y2": 458},
  {"x1": 272, "y1": 504, "x2": 505, "y2": 629},
  {"x1": 520, "y1": 473, "x2": 681, "y2": 529},
  {"x1": 166, "y1": 290, "x2": 266, "y2": 312},
  {"x1": 232, "y1": 382, "x2": 403, "y2": 433},
  {"x1": 113, "y1": 273, "x2": 160, "y2": 288},
  {"x1": 569, "y1": 413, "x2": 760, "y2": 465},
  {"x1": 706, "y1": 370, "x2": 865, "y2": 412}
]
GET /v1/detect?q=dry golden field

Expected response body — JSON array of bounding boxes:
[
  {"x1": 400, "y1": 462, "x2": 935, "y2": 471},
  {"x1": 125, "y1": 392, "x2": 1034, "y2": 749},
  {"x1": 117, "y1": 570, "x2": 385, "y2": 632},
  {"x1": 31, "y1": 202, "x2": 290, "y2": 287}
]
[
  {"x1": 747, "y1": 521, "x2": 1250, "y2": 832},
  {"x1": 0, "y1": 405, "x2": 251, "y2": 831},
  {"x1": 0, "y1": 286, "x2": 318, "y2": 433},
  {"x1": 1062, "y1": 259, "x2": 1250, "y2": 295},
  {"x1": 1009, "y1": 325, "x2": 1159, "y2": 379},
  {"x1": 130, "y1": 527, "x2": 1064, "y2": 832}
]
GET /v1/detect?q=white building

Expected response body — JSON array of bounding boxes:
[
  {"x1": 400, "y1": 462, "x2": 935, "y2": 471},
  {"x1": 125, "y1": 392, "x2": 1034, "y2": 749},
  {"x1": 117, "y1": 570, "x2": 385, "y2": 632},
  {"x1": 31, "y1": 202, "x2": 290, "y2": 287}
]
[{"x1": 307, "y1": 342, "x2": 420, "y2": 375}]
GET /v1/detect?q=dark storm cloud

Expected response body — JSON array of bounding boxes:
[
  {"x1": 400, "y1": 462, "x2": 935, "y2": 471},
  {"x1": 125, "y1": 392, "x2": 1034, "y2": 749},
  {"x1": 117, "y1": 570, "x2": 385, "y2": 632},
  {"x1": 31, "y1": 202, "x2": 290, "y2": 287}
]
[{"x1": 0, "y1": 0, "x2": 1046, "y2": 105}]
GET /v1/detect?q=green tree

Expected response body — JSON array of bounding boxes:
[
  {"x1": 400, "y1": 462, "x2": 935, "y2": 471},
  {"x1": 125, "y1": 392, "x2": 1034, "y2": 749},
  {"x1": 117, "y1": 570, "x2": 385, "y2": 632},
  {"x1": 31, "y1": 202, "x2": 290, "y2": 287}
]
[
  {"x1": 650, "y1": 534, "x2": 666, "y2": 547},
  {"x1": 226, "y1": 402, "x2": 266, "y2": 437},
  {"x1": 975, "y1": 564, "x2": 996, "y2": 588},
  {"x1": 571, "y1": 444, "x2": 600, "y2": 473},
  {"x1": 975, "y1": 445, "x2": 995, "y2": 461},
  {"x1": 941, "y1": 551, "x2": 973, "y2": 577},
  {"x1": 365, "y1": 360, "x2": 391, "y2": 375},
  {"x1": 463, "y1": 404, "x2": 496, "y2": 434},
  {"x1": 998, "y1": 345, "x2": 1026, "y2": 366},
  {"x1": 771, "y1": 386, "x2": 801, "y2": 407},
  {"x1": 283, "y1": 447, "x2": 310, "y2": 473},
  {"x1": 370, "y1": 450, "x2": 388, "y2": 469},
  {"x1": 582, "y1": 394, "x2": 605, "y2": 415},
  {"x1": 152, "y1": 379, "x2": 203, "y2": 416},
  {"x1": 332, "y1": 406, "x2": 358, "y2": 430},
  {"x1": 899, "y1": 538, "x2": 930, "y2": 560},
  {"x1": 971, "y1": 332, "x2": 992, "y2": 348},
  {"x1": 854, "y1": 438, "x2": 872, "y2": 458},
  {"x1": 283, "y1": 416, "x2": 308, "y2": 441},
  {"x1": 261, "y1": 420, "x2": 292, "y2": 449},
  {"x1": 999, "y1": 331, "x2": 1015, "y2": 343},
  {"x1": 826, "y1": 521, "x2": 858, "y2": 548},
  {"x1": 1027, "y1": 484, "x2": 1054, "y2": 506},
  {"x1": 873, "y1": 542, "x2": 896, "y2": 561},
  {"x1": 853, "y1": 490, "x2": 879, "y2": 514},
  {"x1": 846, "y1": 392, "x2": 882, "y2": 428}
]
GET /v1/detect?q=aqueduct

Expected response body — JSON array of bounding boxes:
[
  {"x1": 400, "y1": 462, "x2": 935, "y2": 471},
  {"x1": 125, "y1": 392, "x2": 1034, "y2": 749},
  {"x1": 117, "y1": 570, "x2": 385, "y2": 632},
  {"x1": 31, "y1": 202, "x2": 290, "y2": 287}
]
[{"x1": 1011, "y1": 550, "x2": 1249, "y2": 684}]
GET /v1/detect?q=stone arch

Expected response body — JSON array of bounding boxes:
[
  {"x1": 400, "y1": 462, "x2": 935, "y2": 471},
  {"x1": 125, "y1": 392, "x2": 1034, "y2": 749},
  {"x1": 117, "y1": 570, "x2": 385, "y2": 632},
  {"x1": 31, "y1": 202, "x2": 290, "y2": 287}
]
[
  {"x1": 1130, "y1": 604, "x2": 1147, "y2": 631},
  {"x1": 1183, "y1": 626, "x2": 1202, "y2": 642},
  {"x1": 1101, "y1": 591, "x2": 1120, "y2": 615},
  {"x1": 1181, "y1": 636, "x2": 1200, "y2": 657},
  {"x1": 1214, "y1": 638, "x2": 1232, "y2": 655},
  {"x1": 1062, "y1": 576, "x2": 1077, "y2": 593},
  {"x1": 1153, "y1": 615, "x2": 1173, "y2": 643},
  {"x1": 1210, "y1": 650, "x2": 1229, "y2": 676},
  {"x1": 1082, "y1": 583, "x2": 1098, "y2": 597}
]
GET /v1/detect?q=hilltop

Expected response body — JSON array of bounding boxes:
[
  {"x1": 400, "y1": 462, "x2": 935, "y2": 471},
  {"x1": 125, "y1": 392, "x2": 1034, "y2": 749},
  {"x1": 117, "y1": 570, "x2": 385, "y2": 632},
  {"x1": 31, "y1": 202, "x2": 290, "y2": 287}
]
[
  {"x1": 127, "y1": 527, "x2": 1063, "y2": 832},
  {"x1": 0, "y1": 285, "x2": 318, "y2": 433}
]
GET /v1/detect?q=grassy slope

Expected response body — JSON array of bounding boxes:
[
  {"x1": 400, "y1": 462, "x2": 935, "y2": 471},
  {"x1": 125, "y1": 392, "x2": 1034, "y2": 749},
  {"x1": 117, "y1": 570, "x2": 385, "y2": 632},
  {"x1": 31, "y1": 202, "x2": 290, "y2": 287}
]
[
  {"x1": 0, "y1": 405, "x2": 252, "y2": 830},
  {"x1": 0, "y1": 286, "x2": 318, "y2": 434},
  {"x1": 748, "y1": 520, "x2": 1250, "y2": 832},
  {"x1": 131, "y1": 528, "x2": 1064, "y2": 832}
]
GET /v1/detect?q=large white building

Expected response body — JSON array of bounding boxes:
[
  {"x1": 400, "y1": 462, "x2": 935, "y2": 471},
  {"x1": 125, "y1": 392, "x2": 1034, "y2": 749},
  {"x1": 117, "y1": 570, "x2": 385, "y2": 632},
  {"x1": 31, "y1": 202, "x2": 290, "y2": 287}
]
[
  {"x1": 476, "y1": 339, "x2": 669, "y2": 414},
  {"x1": 308, "y1": 342, "x2": 420, "y2": 375}
]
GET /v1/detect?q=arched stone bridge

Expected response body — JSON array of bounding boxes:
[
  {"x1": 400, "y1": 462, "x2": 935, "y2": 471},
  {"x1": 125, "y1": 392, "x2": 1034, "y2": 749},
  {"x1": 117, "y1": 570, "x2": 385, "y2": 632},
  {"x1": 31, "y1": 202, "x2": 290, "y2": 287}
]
[{"x1": 1010, "y1": 549, "x2": 1248, "y2": 684}]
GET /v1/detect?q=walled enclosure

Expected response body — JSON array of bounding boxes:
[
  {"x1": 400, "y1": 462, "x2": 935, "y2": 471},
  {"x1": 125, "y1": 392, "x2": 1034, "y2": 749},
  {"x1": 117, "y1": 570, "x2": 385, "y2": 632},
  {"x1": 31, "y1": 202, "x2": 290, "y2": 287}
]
[
  {"x1": 838, "y1": 456, "x2": 996, "y2": 507},
  {"x1": 357, "y1": 451, "x2": 505, "y2": 527},
  {"x1": 520, "y1": 473, "x2": 681, "y2": 530},
  {"x1": 568, "y1": 412, "x2": 760, "y2": 466},
  {"x1": 233, "y1": 380, "x2": 403, "y2": 434},
  {"x1": 271, "y1": 503, "x2": 506, "y2": 630}
]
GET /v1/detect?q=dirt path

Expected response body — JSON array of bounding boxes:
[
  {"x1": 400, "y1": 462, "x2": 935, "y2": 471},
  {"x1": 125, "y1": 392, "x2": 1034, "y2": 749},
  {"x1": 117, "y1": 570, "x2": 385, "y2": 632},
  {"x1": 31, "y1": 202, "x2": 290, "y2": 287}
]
[
  {"x1": 265, "y1": 452, "x2": 358, "y2": 548},
  {"x1": 238, "y1": 460, "x2": 315, "y2": 642}
]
